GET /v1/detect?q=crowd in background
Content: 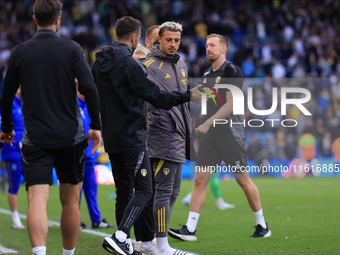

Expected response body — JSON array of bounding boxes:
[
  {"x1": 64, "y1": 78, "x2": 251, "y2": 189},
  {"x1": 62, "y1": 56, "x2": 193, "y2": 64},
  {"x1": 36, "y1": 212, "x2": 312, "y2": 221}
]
[{"x1": 1, "y1": 0, "x2": 340, "y2": 163}]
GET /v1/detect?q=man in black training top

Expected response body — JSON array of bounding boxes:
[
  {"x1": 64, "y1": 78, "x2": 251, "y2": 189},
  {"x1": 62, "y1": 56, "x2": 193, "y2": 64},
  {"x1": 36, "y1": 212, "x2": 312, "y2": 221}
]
[
  {"x1": 168, "y1": 34, "x2": 271, "y2": 242},
  {"x1": 92, "y1": 16, "x2": 202, "y2": 255},
  {"x1": 0, "y1": 1, "x2": 101, "y2": 255}
]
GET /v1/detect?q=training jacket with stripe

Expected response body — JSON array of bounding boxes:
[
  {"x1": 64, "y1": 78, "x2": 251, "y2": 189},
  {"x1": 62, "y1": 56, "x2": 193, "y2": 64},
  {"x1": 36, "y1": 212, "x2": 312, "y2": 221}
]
[{"x1": 145, "y1": 44, "x2": 190, "y2": 164}]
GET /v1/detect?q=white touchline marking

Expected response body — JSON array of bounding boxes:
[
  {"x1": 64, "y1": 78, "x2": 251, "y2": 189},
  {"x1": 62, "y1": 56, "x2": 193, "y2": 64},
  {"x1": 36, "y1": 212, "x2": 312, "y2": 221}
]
[
  {"x1": 0, "y1": 244, "x2": 18, "y2": 254},
  {"x1": 0, "y1": 208, "x2": 127, "y2": 239},
  {"x1": 179, "y1": 204, "x2": 340, "y2": 213}
]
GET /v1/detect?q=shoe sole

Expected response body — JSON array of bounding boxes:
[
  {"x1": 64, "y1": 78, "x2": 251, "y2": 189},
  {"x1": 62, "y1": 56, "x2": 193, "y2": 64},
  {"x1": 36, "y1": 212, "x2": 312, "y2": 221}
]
[
  {"x1": 11, "y1": 224, "x2": 26, "y2": 229},
  {"x1": 264, "y1": 230, "x2": 271, "y2": 237},
  {"x1": 93, "y1": 226, "x2": 116, "y2": 229},
  {"x1": 217, "y1": 205, "x2": 236, "y2": 210},
  {"x1": 168, "y1": 230, "x2": 197, "y2": 241},
  {"x1": 11, "y1": 226, "x2": 26, "y2": 229},
  {"x1": 102, "y1": 237, "x2": 128, "y2": 255}
]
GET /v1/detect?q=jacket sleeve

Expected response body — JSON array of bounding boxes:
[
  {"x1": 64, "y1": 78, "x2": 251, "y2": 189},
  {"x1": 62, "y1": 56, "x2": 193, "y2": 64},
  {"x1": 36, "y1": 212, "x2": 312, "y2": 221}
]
[
  {"x1": 127, "y1": 60, "x2": 190, "y2": 110},
  {"x1": 0, "y1": 47, "x2": 20, "y2": 133},
  {"x1": 73, "y1": 42, "x2": 101, "y2": 130}
]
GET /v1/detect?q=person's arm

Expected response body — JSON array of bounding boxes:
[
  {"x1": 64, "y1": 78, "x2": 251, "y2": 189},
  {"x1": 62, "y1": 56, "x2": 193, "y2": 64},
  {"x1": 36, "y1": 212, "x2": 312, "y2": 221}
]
[
  {"x1": 195, "y1": 66, "x2": 244, "y2": 135},
  {"x1": 195, "y1": 91, "x2": 233, "y2": 135},
  {"x1": 0, "y1": 48, "x2": 20, "y2": 145},
  {"x1": 127, "y1": 62, "x2": 202, "y2": 109},
  {"x1": 73, "y1": 42, "x2": 101, "y2": 131},
  {"x1": 73, "y1": 43, "x2": 101, "y2": 154}
]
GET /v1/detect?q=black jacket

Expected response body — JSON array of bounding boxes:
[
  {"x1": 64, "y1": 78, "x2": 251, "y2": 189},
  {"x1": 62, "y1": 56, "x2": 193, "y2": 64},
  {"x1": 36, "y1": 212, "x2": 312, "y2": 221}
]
[
  {"x1": 1, "y1": 29, "x2": 101, "y2": 148},
  {"x1": 92, "y1": 41, "x2": 190, "y2": 153}
]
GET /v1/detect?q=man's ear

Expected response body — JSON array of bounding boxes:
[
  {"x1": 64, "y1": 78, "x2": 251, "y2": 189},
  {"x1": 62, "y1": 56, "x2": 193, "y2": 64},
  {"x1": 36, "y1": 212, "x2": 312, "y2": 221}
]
[
  {"x1": 33, "y1": 15, "x2": 37, "y2": 25},
  {"x1": 54, "y1": 16, "x2": 60, "y2": 25},
  {"x1": 131, "y1": 33, "x2": 136, "y2": 43},
  {"x1": 157, "y1": 35, "x2": 161, "y2": 43}
]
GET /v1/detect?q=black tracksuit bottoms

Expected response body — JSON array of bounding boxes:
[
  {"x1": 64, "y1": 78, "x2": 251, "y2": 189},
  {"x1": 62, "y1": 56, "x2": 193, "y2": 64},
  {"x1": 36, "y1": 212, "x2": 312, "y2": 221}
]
[{"x1": 109, "y1": 150, "x2": 153, "y2": 236}]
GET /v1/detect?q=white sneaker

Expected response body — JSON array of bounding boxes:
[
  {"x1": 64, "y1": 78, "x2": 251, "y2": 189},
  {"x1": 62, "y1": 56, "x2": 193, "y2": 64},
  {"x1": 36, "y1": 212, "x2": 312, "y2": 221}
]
[
  {"x1": 135, "y1": 241, "x2": 155, "y2": 255},
  {"x1": 216, "y1": 201, "x2": 235, "y2": 210},
  {"x1": 182, "y1": 192, "x2": 192, "y2": 206},
  {"x1": 11, "y1": 221, "x2": 26, "y2": 229}
]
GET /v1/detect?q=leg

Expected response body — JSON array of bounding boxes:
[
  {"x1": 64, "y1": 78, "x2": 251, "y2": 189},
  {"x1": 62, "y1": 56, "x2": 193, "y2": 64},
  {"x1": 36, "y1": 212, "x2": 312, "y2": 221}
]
[
  {"x1": 8, "y1": 193, "x2": 19, "y2": 211},
  {"x1": 109, "y1": 153, "x2": 132, "y2": 229},
  {"x1": 27, "y1": 184, "x2": 50, "y2": 247},
  {"x1": 209, "y1": 172, "x2": 222, "y2": 199},
  {"x1": 235, "y1": 175, "x2": 261, "y2": 212},
  {"x1": 59, "y1": 182, "x2": 83, "y2": 249},
  {"x1": 133, "y1": 192, "x2": 155, "y2": 254},
  {"x1": 168, "y1": 164, "x2": 182, "y2": 217},
  {"x1": 190, "y1": 173, "x2": 210, "y2": 214},
  {"x1": 103, "y1": 151, "x2": 153, "y2": 255},
  {"x1": 83, "y1": 162, "x2": 102, "y2": 225},
  {"x1": 118, "y1": 151, "x2": 153, "y2": 235},
  {"x1": 224, "y1": 140, "x2": 270, "y2": 238},
  {"x1": 209, "y1": 172, "x2": 235, "y2": 210},
  {"x1": 20, "y1": 144, "x2": 55, "y2": 252},
  {"x1": 168, "y1": 138, "x2": 221, "y2": 241},
  {"x1": 134, "y1": 182, "x2": 155, "y2": 242},
  {"x1": 190, "y1": 138, "x2": 220, "y2": 214},
  {"x1": 153, "y1": 159, "x2": 178, "y2": 238},
  {"x1": 5, "y1": 160, "x2": 26, "y2": 227},
  {"x1": 153, "y1": 160, "x2": 185, "y2": 255},
  {"x1": 55, "y1": 138, "x2": 88, "y2": 251}
]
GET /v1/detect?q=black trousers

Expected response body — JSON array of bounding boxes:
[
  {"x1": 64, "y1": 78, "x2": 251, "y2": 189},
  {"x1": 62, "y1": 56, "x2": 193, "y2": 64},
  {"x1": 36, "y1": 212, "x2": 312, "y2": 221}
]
[
  {"x1": 134, "y1": 189, "x2": 155, "y2": 241},
  {"x1": 109, "y1": 150, "x2": 153, "y2": 236},
  {"x1": 133, "y1": 159, "x2": 155, "y2": 242}
]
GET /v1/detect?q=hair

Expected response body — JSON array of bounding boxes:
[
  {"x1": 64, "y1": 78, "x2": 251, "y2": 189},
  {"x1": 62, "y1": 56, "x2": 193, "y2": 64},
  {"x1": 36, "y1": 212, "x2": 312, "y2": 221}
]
[
  {"x1": 158, "y1": 22, "x2": 182, "y2": 37},
  {"x1": 146, "y1": 25, "x2": 159, "y2": 40},
  {"x1": 33, "y1": 0, "x2": 63, "y2": 27},
  {"x1": 115, "y1": 16, "x2": 142, "y2": 40},
  {"x1": 207, "y1": 34, "x2": 229, "y2": 49}
]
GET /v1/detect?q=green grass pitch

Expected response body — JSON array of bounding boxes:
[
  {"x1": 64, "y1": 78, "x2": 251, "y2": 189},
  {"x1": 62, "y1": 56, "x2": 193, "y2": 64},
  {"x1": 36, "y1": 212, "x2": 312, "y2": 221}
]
[{"x1": 0, "y1": 177, "x2": 339, "y2": 254}]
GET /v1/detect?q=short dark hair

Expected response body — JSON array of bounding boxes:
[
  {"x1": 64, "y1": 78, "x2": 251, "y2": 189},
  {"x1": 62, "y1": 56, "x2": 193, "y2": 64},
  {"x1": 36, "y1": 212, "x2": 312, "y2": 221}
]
[
  {"x1": 207, "y1": 34, "x2": 229, "y2": 49},
  {"x1": 115, "y1": 16, "x2": 142, "y2": 41},
  {"x1": 146, "y1": 25, "x2": 159, "y2": 40},
  {"x1": 33, "y1": 0, "x2": 63, "y2": 27}
]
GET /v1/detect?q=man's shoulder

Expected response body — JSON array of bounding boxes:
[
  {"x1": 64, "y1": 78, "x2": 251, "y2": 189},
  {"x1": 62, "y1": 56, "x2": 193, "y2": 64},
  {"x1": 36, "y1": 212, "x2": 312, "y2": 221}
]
[
  {"x1": 223, "y1": 61, "x2": 244, "y2": 78},
  {"x1": 143, "y1": 55, "x2": 162, "y2": 70}
]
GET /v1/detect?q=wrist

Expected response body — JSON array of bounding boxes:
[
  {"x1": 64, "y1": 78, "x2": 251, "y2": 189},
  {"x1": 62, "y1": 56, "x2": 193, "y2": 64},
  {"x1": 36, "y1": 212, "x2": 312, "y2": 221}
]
[{"x1": 206, "y1": 119, "x2": 214, "y2": 127}]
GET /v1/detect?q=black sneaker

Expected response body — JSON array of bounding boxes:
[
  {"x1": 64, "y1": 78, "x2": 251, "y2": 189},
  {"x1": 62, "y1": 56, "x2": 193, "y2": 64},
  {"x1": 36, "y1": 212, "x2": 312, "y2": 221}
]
[
  {"x1": 80, "y1": 222, "x2": 89, "y2": 230},
  {"x1": 102, "y1": 234, "x2": 130, "y2": 255},
  {"x1": 250, "y1": 223, "x2": 271, "y2": 238},
  {"x1": 93, "y1": 219, "x2": 116, "y2": 229},
  {"x1": 168, "y1": 225, "x2": 197, "y2": 241}
]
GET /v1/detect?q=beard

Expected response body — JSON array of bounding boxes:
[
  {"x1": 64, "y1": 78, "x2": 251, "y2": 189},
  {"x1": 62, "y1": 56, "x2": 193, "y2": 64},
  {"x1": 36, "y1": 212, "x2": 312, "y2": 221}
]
[
  {"x1": 132, "y1": 39, "x2": 139, "y2": 51},
  {"x1": 207, "y1": 54, "x2": 218, "y2": 62}
]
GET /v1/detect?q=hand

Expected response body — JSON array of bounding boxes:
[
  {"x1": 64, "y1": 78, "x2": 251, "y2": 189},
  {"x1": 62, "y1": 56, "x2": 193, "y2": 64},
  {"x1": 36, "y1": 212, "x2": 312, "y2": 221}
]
[
  {"x1": 195, "y1": 122, "x2": 211, "y2": 136},
  {"x1": 191, "y1": 84, "x2": 208, "y2": 103},
  {"x1": 87, "y1": 129, "x2": 102, "y2": 155},
  {"x1": 134, "y1": 55, "x2": 140, "y2": 60},
  {"x1": 0, "y1": 130, "x2": 16, "y2": 146}
]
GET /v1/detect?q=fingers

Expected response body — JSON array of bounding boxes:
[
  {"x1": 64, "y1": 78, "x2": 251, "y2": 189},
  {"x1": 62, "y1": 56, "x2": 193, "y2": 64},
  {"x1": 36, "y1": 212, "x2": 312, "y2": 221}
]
[
  {"x1": 91, "y1": 139, "x2": 100, "y2": 155},
  {"x1": 0, "y1": 137, "x2": 13, "y2": 146}
]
